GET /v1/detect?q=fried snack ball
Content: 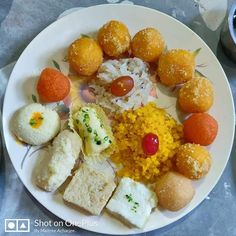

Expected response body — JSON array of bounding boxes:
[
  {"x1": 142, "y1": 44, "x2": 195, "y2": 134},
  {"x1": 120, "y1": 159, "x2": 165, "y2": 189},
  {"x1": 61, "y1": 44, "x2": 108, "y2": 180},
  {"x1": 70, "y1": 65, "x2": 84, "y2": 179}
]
[
  {"x1": 178, "y1": 77, "x2": 214, "y2": 113},
  {"x1": 68, "y1": 37, "x2": 103, "y2": 76},
  {"x1": 37, "y1": 68, "x2": 70, "y2": 102},
  {"x1": 155, "y1": 172, "x2": 195, "y2": 211},
  {"x1": 175, "y1": 143, "x2": 211, "y2": 179},
  {"x1": 131, "y1": 28, "x2": 165, "y2": 62},
  {"x1": 183, "y1": 113, "x2": 218, "y2": 146},
  {"x1": 97, "y1": 20, "x2": 131, "y2": 57},
  {"x1": 158, "y1": 49, "x2": 195, "y2": 86}
]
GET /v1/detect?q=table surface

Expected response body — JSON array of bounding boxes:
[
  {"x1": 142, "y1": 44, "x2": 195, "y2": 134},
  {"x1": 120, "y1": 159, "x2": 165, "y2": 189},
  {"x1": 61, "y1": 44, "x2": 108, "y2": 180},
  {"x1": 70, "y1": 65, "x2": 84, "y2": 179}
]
[{"x1": 0, "y1": 0, "x2": 236, "y2": 235}]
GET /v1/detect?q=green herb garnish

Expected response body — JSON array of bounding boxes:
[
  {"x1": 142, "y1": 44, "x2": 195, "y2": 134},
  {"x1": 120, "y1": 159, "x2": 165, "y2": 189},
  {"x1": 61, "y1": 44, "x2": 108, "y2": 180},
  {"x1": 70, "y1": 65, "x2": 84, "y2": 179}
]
[
  {"x1": 131, "y1": 206, "x2": 137, "y2": 213},
  {"x1": 29, "y1": 119, "x2": 36, "y2": 126},
  {"x1": 84, "y1": 113, "x2": 89, "y2": 119},
  {"x1": 83, "y1": 113, "x2": 90, "y2": 123},
  {"x1": 125, "y1": 194, "x2": 133, "y2": 202},
  {"x1": 125, "y1": 194, "x2": 139, "y2": 213},
  {"x1": 87, "y1": 127, "x2": 92, "y2": 133}
]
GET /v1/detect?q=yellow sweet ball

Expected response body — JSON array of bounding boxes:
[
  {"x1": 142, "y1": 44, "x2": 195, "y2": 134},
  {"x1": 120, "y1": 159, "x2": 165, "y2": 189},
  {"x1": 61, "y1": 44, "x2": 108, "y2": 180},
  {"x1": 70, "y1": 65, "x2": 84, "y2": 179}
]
[
  {"x1": 131, "y1": 28, "x2": 165, "y2": 62},
  {"x1": 175, "y1": 143, "x2": 211, "y2": 180},
  {"x1": 68, "y1": 37, "x2": 103, "y2": 76},
  {"x1": 158, "y1": 49, "x2": 195, "y2": 86},
  {"x1": 178, "y1": 77, "x2": 214, "y2": 113},
  {"x1": 97, "y1": 20, "x2": 131, "y2": 57}
]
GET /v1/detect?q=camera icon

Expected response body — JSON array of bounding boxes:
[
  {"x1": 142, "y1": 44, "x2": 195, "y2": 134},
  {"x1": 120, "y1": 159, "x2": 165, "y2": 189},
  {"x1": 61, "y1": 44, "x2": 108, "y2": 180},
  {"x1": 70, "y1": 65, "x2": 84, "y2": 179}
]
[
  {"x1": 5, "y1": 219, "x2": 30, "y2": 232},
  {"x1": 5, "y1": 219, "x2": 17, "y2": 232}
]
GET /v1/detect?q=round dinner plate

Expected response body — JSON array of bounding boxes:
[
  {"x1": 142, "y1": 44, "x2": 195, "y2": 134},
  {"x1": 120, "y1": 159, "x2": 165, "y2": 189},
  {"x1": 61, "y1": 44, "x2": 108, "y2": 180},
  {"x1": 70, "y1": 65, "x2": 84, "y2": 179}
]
[{"x1": 2, "y1": 4, "x2": 235, "y2": 235}]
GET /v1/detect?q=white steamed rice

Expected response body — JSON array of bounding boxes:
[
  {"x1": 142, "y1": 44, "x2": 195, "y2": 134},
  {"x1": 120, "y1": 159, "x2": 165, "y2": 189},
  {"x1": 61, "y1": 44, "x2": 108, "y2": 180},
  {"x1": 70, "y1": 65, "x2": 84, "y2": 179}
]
[{"x1": 90, "y1": 57, "x2": 153, "y2": 112}]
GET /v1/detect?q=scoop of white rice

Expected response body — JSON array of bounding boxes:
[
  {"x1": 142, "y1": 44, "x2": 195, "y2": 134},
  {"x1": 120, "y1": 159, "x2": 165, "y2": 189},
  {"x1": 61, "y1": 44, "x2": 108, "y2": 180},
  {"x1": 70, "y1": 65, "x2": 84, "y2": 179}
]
[
  {"x1": 90, "y1": 57, "x2": 152, "y2": 112},
  {"x1": 12, "y1": 103, "x2": 60, "y2": 145}
]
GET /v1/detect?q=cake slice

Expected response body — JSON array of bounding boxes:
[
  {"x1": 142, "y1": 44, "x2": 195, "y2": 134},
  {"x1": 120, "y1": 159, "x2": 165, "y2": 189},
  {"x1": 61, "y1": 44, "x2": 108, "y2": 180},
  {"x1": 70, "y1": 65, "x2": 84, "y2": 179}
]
[
  {"x1": 63, "y1": 163, "x2": 116, "y2": 215},
  {"x1": 106, "y1": 177, "x2": 157, "y2": 228}
]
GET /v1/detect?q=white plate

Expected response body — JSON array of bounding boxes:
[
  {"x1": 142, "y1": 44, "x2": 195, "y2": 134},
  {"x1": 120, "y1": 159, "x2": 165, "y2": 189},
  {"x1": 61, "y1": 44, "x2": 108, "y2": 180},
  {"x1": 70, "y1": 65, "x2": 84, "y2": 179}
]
[{"x1": 2, "y1": 4, "x2": 235, "y2": 235}]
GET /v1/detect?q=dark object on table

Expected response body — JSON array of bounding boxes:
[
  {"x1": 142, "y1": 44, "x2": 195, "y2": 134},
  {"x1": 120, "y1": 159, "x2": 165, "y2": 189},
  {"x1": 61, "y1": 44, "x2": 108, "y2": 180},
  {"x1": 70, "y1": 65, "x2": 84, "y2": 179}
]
[{"x1": 221, "y1": 2, "x2": 236, "y2": 63}]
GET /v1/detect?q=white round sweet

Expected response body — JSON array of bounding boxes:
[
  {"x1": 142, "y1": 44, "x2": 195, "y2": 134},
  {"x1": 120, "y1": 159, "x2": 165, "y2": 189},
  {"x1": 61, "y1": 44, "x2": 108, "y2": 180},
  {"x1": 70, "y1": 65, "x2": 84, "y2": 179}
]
[{"x1": 12, "y1": 103, "x2": 60, "y2": 145}]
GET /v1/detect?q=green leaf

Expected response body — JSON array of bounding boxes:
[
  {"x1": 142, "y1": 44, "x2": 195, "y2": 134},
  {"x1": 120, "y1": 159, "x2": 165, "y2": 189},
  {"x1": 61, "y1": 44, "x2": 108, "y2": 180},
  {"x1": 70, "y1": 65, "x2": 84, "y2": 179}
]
[
  {"x1": 81, "y1": 34, "x2": 90, "y2": 38},
  {"x1": 193, "y1": 48, "x2": 201, "y2": 57},
  {"x1": 52, "y1": 60, "x2": 61, "y2": 71},
  {"x1": 195, "y1": 69, "x2": 207, "y2": 78},
  {"x1": 62, "y1": 55, "x2": 68, "y2": 62},
  {"x1": 32, "y1": 94, "x2": 37, "y2": 103}
]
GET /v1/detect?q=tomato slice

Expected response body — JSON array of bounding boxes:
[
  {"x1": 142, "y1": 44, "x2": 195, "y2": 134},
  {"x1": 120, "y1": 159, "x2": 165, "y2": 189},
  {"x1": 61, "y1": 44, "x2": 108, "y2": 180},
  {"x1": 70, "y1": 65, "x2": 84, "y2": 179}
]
[{"x1": 110, "y1": 76, "x2": 134, "y2": 97}]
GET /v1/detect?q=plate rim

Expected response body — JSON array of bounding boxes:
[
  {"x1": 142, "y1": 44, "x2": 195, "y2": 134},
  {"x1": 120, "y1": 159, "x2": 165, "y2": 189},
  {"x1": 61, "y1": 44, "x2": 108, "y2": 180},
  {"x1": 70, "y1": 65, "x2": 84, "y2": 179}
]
[{"x1": 2, "y1": 3, "x2": 235, "y2": 235}]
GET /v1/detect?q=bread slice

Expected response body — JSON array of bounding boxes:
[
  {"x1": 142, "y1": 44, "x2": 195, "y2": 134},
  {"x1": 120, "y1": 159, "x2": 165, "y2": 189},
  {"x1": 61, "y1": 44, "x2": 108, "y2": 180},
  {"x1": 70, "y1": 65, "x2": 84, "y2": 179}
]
[{"x1": 63, "y1": 163, "x2": 116, "y2": 215}]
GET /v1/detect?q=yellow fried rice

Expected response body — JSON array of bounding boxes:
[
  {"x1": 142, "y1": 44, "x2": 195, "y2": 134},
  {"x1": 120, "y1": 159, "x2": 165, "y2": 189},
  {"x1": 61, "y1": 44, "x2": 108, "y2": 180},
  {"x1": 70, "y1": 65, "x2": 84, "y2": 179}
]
[{"x1": 111, "y1": 102, "x2": 183, "y2": 184}]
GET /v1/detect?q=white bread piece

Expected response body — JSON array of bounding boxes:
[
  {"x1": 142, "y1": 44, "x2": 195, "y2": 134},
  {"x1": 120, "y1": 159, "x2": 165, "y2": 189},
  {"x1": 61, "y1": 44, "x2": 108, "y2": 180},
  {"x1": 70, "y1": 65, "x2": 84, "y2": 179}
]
[
  {"x1": 63, "y1": 163, "x2": 116, "y2": 215},
  {"x1": 106, "y1": 177, "x2": 157, "y2": 228},
  {"x1": 36, "y1": 130, "x2": 82, "y2": 191}
]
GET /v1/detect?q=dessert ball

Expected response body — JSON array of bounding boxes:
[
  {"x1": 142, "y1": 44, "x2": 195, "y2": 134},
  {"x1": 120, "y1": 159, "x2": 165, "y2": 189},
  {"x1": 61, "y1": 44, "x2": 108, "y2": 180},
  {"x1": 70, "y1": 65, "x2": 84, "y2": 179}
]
[
  {"x1": 158, "y1": 49, "x2": 195, "y2": 86},
  {"x1": 178, "y1": 77, "x2": 214, "y2": 113},
  {"x1": 68, "y1": 37, "x2": 103, "y2": 76},
  {"x1": 183, "y1": 113, "x2": 218, "y2": 146},
  {"x1": 97, "y1": 20, "x2": 131, "y2": 57},
  {"x1": 37, "y1": 68, "x2": 70, "y2": 103},
  {"x1": 155, "y1": 171, "x2": 195, "y2": 211},
  {"x1": 131, "y1": 27, "x2": 165, "y2": 62},
  {"x1": 175, "y1": 143, "x2": 211, "y2": 179}
]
